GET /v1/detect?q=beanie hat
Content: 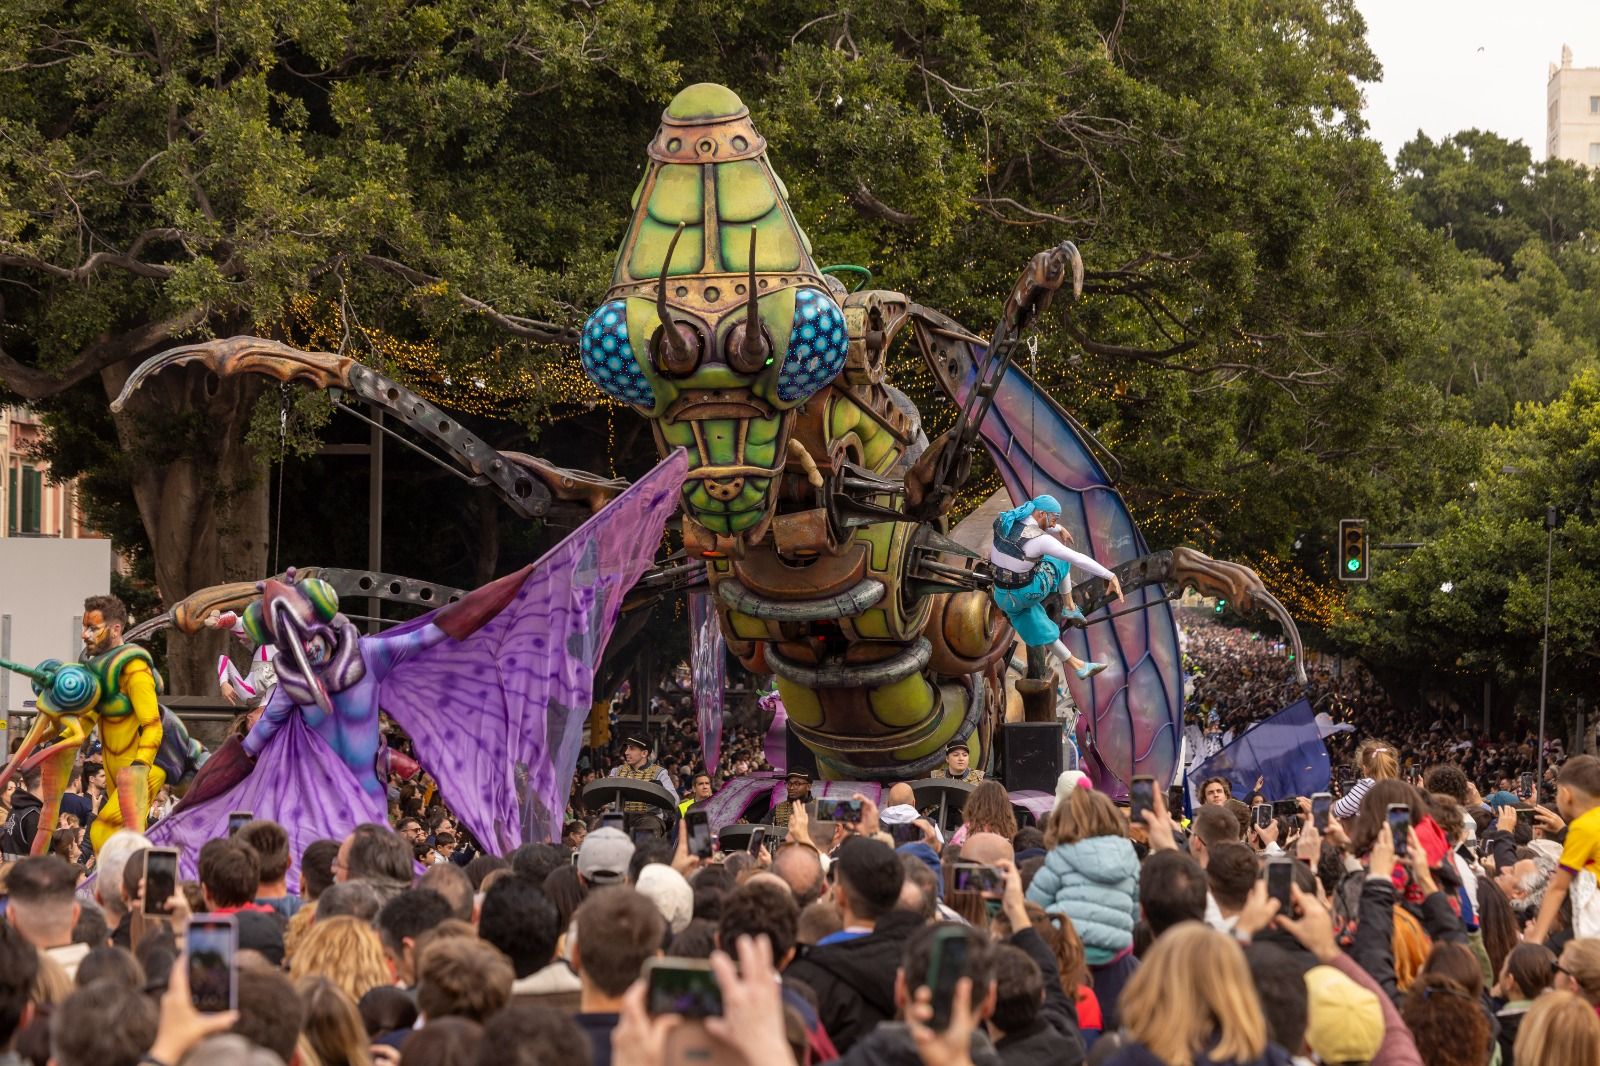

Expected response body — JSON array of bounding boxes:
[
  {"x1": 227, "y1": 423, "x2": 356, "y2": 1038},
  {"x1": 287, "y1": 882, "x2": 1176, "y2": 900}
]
[{"x1": 1055, "y1": 770, "x2": 1091, "y2": 806}]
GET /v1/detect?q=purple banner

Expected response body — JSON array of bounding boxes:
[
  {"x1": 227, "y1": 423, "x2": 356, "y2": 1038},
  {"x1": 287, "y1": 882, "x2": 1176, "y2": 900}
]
[
  {"x1": 689, "y1": 592, "x2": 725, "y2": 775},
  {"x1": 760, "y1": 689, "x2": 787, "y2": 771}
]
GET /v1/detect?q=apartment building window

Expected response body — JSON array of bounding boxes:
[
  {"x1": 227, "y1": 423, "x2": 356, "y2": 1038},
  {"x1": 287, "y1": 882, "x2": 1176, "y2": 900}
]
[
  {"x1": 1592, "y1": 95, "x2": 1600, "y2": 114},
  {"x1": 7, "y1": 464, "x2": 41, "y2": 535},
  {"x1": 1591, "y1": 143, "x2": 1600, "y2": 165}
]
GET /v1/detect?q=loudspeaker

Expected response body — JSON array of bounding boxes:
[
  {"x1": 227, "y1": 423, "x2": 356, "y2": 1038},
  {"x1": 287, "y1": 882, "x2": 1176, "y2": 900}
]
[
  {"x1": 784, "y1": 724, "x2": 820, "y2": 781},
  {"x1": 1000, "y1": 721, "x2": 1063, "y2": 793}
]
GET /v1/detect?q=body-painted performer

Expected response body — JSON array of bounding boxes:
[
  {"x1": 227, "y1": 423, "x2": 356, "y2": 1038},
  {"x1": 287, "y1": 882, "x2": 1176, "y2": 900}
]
[
  {"x1": 0, "y1": 595, "x2": 165, "y2": 853},
  {"x1": 79, "y1": 596, "x2": 166, "y2": 850},
  {"x1": 988, "y1": 495, "x2": 1123, "y2": 680}
]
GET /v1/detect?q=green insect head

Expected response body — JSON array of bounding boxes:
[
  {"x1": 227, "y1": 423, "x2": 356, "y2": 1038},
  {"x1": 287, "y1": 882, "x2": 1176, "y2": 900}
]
[{"x1": 580, "y1": 84, "x2": 849, "y2": 541}]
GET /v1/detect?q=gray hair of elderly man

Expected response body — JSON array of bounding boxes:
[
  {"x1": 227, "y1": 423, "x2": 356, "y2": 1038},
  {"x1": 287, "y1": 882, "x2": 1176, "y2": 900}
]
[
  {"x1": 183, "y1": 1035, "x2": 285, "y2": 1066},
  {"x1": 93, "y1": 829, "x2": 151, "y2": 918}
]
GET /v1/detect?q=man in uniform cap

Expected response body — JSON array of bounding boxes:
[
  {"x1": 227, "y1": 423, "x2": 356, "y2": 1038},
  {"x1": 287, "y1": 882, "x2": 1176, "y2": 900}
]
[
  {"x1": 929, "y1": 739, "x2": 984, "y2": 783},
  {"x1": 769, "y1": 769, "x2": 813, "y2": 829},
  {"x1": 605, "y1": 734, "x2": 678, "y2": 836}
]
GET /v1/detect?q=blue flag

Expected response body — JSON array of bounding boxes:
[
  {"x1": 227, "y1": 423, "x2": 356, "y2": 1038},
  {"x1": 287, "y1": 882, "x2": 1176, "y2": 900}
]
[{"x1": 1187, "y1": 698, "x2": 1330, "y2": 802}]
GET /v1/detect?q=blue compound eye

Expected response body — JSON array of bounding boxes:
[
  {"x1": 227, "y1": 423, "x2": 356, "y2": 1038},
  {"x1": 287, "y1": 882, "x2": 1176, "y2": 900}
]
[
  {"x1": 775, "y1": 288, "x2": 847, "y2": 403},
  {"x1": 580, "y1": 300, "x2": 655, "y2": 407}
]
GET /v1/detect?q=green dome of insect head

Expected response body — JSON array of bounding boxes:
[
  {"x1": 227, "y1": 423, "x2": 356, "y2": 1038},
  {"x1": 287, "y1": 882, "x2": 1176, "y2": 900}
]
[{"x1": 664, "y1": 83, "x2": 748, "y2": 121}]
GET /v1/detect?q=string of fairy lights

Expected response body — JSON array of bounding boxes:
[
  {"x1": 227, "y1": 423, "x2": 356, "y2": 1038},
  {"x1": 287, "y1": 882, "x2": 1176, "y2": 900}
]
[{"x1": 285, "y1": 294, "x2": 617, "y2": 421}]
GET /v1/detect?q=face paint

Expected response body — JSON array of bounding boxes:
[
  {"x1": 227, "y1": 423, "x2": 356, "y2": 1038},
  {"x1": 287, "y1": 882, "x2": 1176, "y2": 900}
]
[{"x1": 82, "y1": 612, "x2": 113, "y2": 654}]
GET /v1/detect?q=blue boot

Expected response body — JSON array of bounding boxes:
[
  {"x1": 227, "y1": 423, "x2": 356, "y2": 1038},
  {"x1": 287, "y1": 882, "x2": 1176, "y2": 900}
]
[{"x1": 1076, "y1": 661, "x2": 1107, "y2": 680}]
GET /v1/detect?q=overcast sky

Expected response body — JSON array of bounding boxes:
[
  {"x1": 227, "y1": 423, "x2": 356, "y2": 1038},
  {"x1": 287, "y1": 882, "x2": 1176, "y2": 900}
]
[{"x1": 1355, "y1": 0, "x2": 1600, "y2": 159}]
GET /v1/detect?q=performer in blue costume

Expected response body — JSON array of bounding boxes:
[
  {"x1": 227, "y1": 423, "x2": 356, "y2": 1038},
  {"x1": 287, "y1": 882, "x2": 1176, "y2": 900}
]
[{"x1": 989, "y1": 494, "x2": 1124, "y2": 679}]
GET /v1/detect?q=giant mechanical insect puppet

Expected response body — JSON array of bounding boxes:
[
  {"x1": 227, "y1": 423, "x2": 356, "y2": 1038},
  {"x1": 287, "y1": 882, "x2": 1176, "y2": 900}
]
[{"x1": 109, "y1": 83, "x2": 1304, "y2": 803}]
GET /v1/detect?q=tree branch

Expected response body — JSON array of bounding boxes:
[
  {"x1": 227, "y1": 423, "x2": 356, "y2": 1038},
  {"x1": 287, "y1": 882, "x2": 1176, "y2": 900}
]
[
  {"x1": 0, "y1": 307, "x2": 207, "y2": 401},
  {"x1": 0, "y1": 228, "x2": 193, "y2": 282},
  {"x1": 359, "y1": 254, "x2": 580, "y2": 345},
  {"x1": 846, "y1": 183, "x2": 919, "y2": 225},
  {"x1": 968, "y1": 197, "x2": 1093, "y2": 227},
  {"x1": 1060, "y1": 316, "x2": 1202, "y2": 363}
]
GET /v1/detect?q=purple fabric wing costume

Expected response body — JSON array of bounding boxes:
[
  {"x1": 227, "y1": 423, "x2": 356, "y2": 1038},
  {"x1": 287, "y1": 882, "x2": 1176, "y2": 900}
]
[{"x1": 145, "y1": 450, "x2": 686, "y2": 885}]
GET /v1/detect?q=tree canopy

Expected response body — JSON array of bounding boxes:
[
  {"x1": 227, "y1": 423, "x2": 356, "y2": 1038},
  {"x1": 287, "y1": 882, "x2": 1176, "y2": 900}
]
[{"x1": 0, "y1": 0, "x2": 1594, "y2": 710}]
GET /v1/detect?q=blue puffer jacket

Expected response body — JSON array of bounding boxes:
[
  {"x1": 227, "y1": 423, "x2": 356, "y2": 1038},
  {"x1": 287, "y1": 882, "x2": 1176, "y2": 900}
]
[{"x1": 1025, "y1": 835, "x2": 1140, "y2": 965}]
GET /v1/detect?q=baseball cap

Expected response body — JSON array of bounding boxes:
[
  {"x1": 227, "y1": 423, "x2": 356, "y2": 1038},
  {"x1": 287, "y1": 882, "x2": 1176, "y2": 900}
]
[
  {"x1": 785, "y1": 769, "x2": 811, "y2": 783},
  {"x1": 946, "y1": 739, "x2": 969, "y2": 753},
  {"x1": 635, "y1": 864, "x2": 693, "y2": 934},
  {"x1": 577, "y1": 827, "x2": 634, "y2": 885},
  {"x1": 1304, "y1": 965, "x2": 1383, "y2": 1063}
]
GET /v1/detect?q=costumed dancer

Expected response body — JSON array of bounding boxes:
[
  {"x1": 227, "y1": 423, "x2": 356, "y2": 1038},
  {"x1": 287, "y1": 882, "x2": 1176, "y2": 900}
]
[
  {"x1": 607, "y1": 734, "x2": 678, "y2": 834},
  {"x1": 79, "y1": 595, "x2": 166, "y2": 850},
  {"x1": 767, "y1": 769, "x2": 812, "y2": 828},
  {"x1": 206, "y1": 609, "x2": 278, "y2": 708},
  {"x1": 988, "y1": 495, "x2": 1124, "y2": 680}
]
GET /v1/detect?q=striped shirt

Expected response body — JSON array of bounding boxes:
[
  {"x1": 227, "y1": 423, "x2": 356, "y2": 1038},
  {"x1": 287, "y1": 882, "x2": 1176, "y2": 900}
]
[{"x1": 1331, "y1": 777, "x2": 1375, "y2": 821}]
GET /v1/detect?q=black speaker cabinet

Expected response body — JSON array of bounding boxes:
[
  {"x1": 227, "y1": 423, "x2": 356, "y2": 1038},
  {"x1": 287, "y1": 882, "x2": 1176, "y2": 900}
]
[{"x1": 1001, "y1": 721, "x2": 1063, "y2": 793}]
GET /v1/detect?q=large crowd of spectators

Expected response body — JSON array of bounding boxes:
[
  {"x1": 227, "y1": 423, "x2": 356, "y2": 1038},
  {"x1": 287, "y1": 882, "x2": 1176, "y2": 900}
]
[
  {"x1": 1184, "y1": 620, "x2": 1555, "y2": 793},
  {"x1": 4, "y1": 723, "x2": 1600, "y2": 1065},
  {"x1": 8, "y1": 628, "x2": 1600, "y2": 1065}
]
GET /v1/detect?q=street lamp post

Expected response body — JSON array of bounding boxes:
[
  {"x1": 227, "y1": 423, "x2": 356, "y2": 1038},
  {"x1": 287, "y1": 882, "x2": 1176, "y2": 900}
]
[{"x1": 1538, "y1": 505, "x2": 1557, "y2": 796}]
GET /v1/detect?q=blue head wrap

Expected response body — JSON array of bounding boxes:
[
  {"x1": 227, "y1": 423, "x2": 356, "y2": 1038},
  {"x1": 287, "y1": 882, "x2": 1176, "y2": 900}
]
[{"x1": 996, "y1": 494, "x2": 1063, "y2": 538}]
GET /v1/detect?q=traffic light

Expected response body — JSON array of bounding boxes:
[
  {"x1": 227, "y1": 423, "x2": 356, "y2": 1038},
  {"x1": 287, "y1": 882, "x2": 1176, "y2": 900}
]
[
  {"x1": 1214, "y1": 598, "x2": 1227, "y2": 614},
  {"x1": 1338, "y1": 519, "x2": 1368, "y2": 582}
]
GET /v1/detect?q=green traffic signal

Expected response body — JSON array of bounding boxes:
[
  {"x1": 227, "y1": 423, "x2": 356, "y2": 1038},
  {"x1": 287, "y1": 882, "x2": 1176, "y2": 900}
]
[{"x1": 1346, "y1": 558, "x2": 1360, "y2": 572}]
